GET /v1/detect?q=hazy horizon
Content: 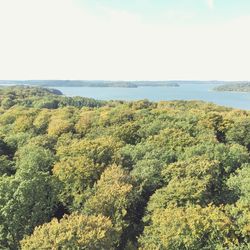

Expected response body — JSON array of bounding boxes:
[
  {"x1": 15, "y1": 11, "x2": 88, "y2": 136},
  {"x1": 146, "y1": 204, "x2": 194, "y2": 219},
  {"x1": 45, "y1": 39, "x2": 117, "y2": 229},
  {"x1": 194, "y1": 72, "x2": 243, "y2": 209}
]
[
  {"x1": 0, "y1": 0, "x2": 250, "y2": 80},
  {"x1": 0, "y1": 79, "x2": 249, "y2": 82}
]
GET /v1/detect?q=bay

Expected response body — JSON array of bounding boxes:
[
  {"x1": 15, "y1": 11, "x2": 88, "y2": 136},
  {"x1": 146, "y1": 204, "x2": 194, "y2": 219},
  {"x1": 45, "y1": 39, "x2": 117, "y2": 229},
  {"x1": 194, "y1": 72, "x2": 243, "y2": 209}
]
[{"x1": 53, "y1": 84, "x2": 250, "y2": 110}]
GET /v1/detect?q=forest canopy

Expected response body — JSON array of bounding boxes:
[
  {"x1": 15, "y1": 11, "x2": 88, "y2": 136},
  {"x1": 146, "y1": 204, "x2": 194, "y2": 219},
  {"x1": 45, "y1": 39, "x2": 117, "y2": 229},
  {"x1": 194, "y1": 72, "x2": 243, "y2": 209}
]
[{"x1": 0, "y1": 86, "x2": 249, "y2": 249}]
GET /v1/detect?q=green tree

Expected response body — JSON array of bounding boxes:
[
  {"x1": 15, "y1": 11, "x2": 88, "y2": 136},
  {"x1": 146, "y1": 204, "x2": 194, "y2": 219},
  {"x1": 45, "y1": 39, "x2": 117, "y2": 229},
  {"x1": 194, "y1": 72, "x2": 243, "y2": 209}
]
[
  {"x1": 0, "y1": 144, "x2": 59, "y2": 249},
  {"x1": 0, "y1": 173, "x2": 59, "y2": 249},
  {"x1": 226, "y1": 118, "x2": 250, "y2": 150},
  {"x1": 145, "y1": 156, "x2": 221, "y2": 214},
  {"x1": 53, "y1": 156, "x2": 102, "y2": 210},
  {"x1": 0, "y1": 155, "x2": 14, "y2": 176},
  {"x1": 114, "y1": 122, "x2": 141, "y2": 145},
  {"x1": 16, "y1": 144, "x2": 55, "y2": 173},
  {"x1": 83, "y1": 165, "x2": 134, "y2": 246}
]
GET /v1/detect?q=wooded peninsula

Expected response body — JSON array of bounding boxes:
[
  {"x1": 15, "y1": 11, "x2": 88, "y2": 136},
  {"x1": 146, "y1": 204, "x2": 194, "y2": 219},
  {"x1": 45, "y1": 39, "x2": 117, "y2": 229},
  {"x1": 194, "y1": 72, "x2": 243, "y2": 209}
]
[{"x1": 214, "y1": 82, "x2": 250, "y2": 92}]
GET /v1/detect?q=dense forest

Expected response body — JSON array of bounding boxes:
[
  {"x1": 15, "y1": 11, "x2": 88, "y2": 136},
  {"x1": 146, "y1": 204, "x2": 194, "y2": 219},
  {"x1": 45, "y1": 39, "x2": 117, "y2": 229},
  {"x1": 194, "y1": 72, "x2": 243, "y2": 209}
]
[
  {"x1": 0, "y1": 86, "x2": 250, "y2": 249},
  {"x1": 214, "y1": 82, "x2": 250, "y2": 92}
]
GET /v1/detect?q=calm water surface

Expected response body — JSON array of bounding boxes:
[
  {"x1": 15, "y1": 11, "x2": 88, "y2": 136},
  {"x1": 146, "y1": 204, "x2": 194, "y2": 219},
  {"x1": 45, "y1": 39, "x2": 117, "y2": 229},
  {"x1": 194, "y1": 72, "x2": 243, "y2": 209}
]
[{"x1": 54, "y1": 84, "x2": 250, "y2": 110}]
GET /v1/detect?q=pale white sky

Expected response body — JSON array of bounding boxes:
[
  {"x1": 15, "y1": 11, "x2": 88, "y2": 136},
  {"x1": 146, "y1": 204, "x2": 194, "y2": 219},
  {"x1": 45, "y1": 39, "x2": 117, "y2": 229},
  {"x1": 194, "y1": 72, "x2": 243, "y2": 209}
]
[{"x1": 0, "y1": 0, "x2": 250, "y2": 80}]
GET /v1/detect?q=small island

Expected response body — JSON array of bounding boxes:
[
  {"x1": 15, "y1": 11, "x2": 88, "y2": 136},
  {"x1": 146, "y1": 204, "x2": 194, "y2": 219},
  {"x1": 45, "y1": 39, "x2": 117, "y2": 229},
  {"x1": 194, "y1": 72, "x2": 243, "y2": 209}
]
[{"x1": 214, "y1": 82, "x2": 250, "y2": 92}]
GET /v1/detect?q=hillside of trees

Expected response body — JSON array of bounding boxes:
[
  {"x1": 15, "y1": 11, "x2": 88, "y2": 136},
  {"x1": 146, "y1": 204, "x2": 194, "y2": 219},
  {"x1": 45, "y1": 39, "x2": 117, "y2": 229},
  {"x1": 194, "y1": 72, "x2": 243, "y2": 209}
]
[
  {"x1": 0, "y1": 86, "x2": 250, "y2": 249},
  {"x1": 214, "y1": 82, "x2": 250, "y2": 92},
  {"x1": 0, "y1": 86, "x2": 107, "y2": 109}
]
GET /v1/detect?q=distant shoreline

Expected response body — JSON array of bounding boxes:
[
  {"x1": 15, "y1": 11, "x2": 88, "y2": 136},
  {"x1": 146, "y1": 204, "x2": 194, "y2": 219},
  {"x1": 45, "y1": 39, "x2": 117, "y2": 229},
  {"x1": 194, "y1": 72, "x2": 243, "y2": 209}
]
[
  {"x1": 0, "y1": 80, "x2": 249, "y2": 88},
  {"x1": 0, "y1": 80, "x2": 180, "y2": 88}
]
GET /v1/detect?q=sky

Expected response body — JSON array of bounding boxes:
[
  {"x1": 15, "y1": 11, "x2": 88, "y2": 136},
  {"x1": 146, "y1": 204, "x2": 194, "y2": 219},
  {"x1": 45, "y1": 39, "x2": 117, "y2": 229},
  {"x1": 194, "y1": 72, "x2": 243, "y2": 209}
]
[{"x1": 0, "y1": 0, "x2": 250, "y2": 80}]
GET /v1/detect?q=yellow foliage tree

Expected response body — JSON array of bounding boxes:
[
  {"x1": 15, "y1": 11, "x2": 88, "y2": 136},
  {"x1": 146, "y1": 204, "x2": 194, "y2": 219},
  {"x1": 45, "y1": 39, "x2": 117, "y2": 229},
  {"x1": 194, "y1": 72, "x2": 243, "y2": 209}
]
[
  {"x1": 139, "y1": 205, "x2": 238, "y2": 250},
  {"x1": 21, "y1": 213, "x2": 116, "y2": 250}
]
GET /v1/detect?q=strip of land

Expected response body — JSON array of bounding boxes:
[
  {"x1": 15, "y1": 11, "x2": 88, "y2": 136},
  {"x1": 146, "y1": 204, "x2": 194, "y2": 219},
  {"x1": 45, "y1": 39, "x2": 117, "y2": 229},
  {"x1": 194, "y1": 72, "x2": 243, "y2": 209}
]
[{"x1": 214, "y1": 82, "x2": 250, "y2": 92}]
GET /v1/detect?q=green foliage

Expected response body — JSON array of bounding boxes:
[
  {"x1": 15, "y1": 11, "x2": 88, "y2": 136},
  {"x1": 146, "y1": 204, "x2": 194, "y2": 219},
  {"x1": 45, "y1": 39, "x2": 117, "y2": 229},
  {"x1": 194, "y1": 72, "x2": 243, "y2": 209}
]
[
  {"x1": 146, "y1": 156, "x2": 220, "y2": 213},
  {"x1": 0, "y1": 155, "x2": 14, "y2": 176},
  {"x1": 0, "y1": 173, "x2": 59, "y2": 249},
  {"x1": 0, "y1": 86, "x2": 106, "y2": 110},
  {"x1": 181, "y1": 142, "x2": 249, "y2": 174},
  {"x1": 114, "y1": 122, "x2": 141, "y2": 144},
  {"x1": 226, "y1": 118, "x2": 250, "y2": 150},
  {"x1": 53, "y1": 156, "x2": 102, "y2": 210},
  {"x1": 15, "y1": 144, "x2": 55, "y2": 174},
  {"x1": 227, "y1": 164, "x2": 250, "y2": 205},
  {"x1": 0, "y1": 142, "x2": 59, "y2": 249},
  {"x1": 4, "y1": 132, "x2": 34, "y2": 152},
  {"x1": 130, "y1": 158, "x2": 165, "y2": 193},
  {"x1": 83, "y1": 165, "x2": 134, "y2": 232}
]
